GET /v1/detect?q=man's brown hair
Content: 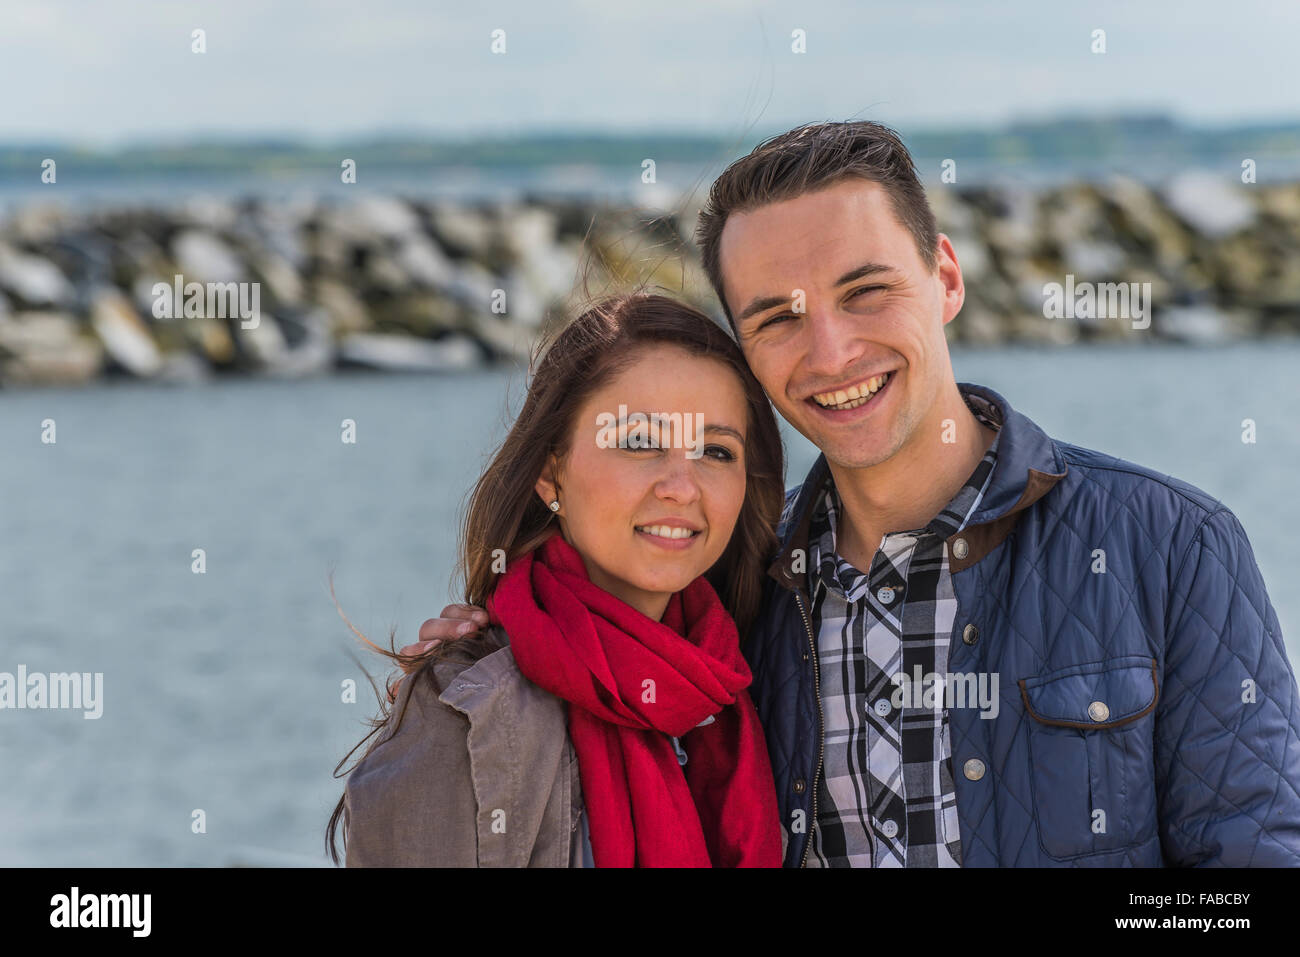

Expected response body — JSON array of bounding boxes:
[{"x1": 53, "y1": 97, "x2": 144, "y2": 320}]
[{"x1": 695, "y1": 120, "x2": 939, "y2": 330}]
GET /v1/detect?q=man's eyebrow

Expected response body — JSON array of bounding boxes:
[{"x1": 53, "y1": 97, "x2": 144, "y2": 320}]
[
  {"x1": 735, "y1": 262, "x2": 896, "y2": 325},
  {"x1": 833, "y1": 261, "x2": 894, "y2": 286},
  {"x1": 736, "y1": 294, "x2": 792, "y2": 324}
]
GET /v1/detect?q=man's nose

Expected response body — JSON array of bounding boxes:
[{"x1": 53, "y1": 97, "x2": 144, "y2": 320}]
[{"x1": 803, "y1": 306, "x2": 864, "y2": 377}]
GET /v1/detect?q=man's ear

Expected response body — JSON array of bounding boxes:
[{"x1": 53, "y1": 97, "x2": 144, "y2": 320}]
[
  {"x1": 935, "y1": 233, "x2": 965, "y2": 326},
  {"x1": 534, "y1": 454, "x2": 561, "y2": 512}
]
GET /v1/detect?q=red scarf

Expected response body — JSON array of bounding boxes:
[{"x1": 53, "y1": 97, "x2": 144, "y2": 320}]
[{"x1": 486, "y1": 531, "x2": 782, "y2": 868}]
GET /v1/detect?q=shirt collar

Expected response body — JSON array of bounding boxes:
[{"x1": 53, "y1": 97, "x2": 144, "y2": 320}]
[{"x1": 769, "y1": 382, "x2": 1064, "y2": 595}]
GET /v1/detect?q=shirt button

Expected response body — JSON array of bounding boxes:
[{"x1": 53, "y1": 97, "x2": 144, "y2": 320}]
[
  {"x1": 880, "y1": 819, "x2": 899, "y2": 838},
  {"x1": 962, "y1": 623, "x2": 980, "y2": 646},
  {"x1": 793, "y1": 778, "x2": 807, "y2": 794},
  {"x1": 873, "y1": 699, "x2": 892, "y2": 717},
  {"x1": 963, "y1": 758, "x2": 987, "y2": 781},
  {"x1": 1088, "y1": 701, "x2": 1110, "y2": 722},
  {"x1": 876, "y1": 585, "x2": 895, "y2": 604},
  {"x1": 951, "y1": 537, "x2": 969, "y2": 560}
]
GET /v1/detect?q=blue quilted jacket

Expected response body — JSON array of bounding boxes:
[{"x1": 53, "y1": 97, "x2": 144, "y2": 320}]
[{"x1": 746, "y1": 382, "x2": 1300, "y2": 867}]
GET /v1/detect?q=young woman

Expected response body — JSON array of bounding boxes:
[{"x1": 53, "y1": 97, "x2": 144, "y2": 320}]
[{"x1": 327, "y1": 292, "x2": 787, "y2": 867}]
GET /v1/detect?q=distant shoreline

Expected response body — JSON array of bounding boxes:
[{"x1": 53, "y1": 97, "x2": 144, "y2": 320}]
[{"x1": 4, "y1": 114, "x2": 1300, "y2": 199}]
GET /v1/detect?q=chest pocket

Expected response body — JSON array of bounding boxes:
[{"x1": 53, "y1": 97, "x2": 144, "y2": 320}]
[{"x1": 1019, "y1": 656, "x2": 1159, "y2": 860}]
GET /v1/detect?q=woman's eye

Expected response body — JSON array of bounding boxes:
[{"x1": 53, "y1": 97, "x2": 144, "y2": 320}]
[
  {"x1": 704, "y1": 445, "x2": 736, "y2": 462},
  {"x1": 622, "y1": 429, "x2": 659, "y2": 450}
]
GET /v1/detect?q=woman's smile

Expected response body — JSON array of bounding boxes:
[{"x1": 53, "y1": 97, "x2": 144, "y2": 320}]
[{"x1": 634, "y1": 519, "x2": 705, "y2": 550}]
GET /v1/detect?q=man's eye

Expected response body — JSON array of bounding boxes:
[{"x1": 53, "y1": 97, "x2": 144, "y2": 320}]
[
  {"x1": 849, "y1": 284, "x2": 886, "y2": 301},
  {"x1": 758, "y1": 313, "x2": 794, "y2": 331}
]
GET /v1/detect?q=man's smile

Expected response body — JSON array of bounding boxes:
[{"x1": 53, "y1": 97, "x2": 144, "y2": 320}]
[{"x1": 806, "y1": 370, "x2": 896, "y2": 415}]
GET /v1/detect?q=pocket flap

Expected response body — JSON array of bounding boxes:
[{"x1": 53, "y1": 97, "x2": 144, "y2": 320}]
[{"x1": 1019, "y1": 656, "x2": 1158, "y2": 730}]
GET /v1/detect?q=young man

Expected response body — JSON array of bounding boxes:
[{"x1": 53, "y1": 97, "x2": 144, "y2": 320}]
[{"x1": 414, "y1": 121, "x2": 1300, "y2": 867}]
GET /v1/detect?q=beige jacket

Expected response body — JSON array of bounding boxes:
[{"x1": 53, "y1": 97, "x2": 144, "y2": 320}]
[{"x1": 343, "y1": 626, "x2": 587, "y2": 867}]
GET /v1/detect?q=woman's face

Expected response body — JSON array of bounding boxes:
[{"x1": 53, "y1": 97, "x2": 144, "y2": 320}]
[{"x1": 538, "y1": 342, "x2": 750, "y2": 621}]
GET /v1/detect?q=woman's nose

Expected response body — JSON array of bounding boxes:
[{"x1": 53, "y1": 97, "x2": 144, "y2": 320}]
[{"x1": 653, "y1": 455, "x2": 702, "y2": 503}]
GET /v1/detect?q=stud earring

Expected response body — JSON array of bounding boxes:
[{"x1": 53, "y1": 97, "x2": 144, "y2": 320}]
[{"x1": 548, "y1": 500, "x2": 560, "y2": 512}]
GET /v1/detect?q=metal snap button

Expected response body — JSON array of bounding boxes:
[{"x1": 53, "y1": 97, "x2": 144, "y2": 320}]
[
  {"x1": 963, "y1": 758, "x2": 986, "y2": 781},
  {"x1": 951, "y1": 537, "x2": 969, "y2": 560},
  {"x1": 962, "y1": 623, "x2": 979, "y2": 646},
  {"x1": 1088, "y1": 700, "x2": 1110, "y2": 722},
  {"x1": 793, "y1": 778, "x2": 806, "y2": 794}
]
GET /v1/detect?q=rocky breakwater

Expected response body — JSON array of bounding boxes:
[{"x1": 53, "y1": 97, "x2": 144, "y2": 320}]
[
  {"x1": 0, "y1": 175, "x2": 1297, "y2": 387},
  {"x1": 0, "y1": 193, "x2": 627, "y2": 387}
]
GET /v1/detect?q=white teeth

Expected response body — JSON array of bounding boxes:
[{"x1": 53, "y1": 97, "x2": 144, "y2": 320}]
[
  {"x1": 813, "y1": 371, "x2": 891, "y2": 409},
  {"x1": 636, "y1": 525, "x2": 697, "y2": 540}
]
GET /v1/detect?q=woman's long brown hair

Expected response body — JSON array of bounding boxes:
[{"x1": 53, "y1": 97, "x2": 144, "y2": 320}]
[{"x1": 325, "y1": 291, "x2": 785, "y2": 864}]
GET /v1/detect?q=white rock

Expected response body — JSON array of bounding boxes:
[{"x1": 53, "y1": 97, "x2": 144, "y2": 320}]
[
  {"x1": 396, "y1": 233, "x2": 455, "y2": 287},
  {"x1": 0, "y1": 243, "x2": 74, "y2": 305},
  {"x1": 235, "y1": 311, "x2": 288, "y2": 366},
  {"x1": 173, "y1": 230, "x2": 245, "y2": 284},
  {"x1": 0, "y1": 312, "x2": 103, "y2": 385},
  {"x1": 431, "y1": 206, "x2": 494, "y2": 257},
  {"x1": 265, "y1": 309, "x2": 334, "y2": 379},
  {"x1": 1061, "y1": 240, "x2": 1126, "y2": 276},
  {"x1": 1165, "y1": 173, "x2": 1256, "y2": 237},
  {"x1": 256, "y1": 253, "x2": 304, "y2": 304},
  {"x1": 339, "y1": 332, "x2": 480, "y2": 372},
  {"x1": 90, "y1": 288, "x2": 163, "y2": 377},
  {"x1": 501, "y1": 205, "x2": 558, "y2": 261},
  {"x1": 350, "y1": 196, "x2": 422, "y2": 240}
]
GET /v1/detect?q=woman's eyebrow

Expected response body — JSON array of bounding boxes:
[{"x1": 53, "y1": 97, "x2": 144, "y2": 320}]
[{"x1": 705, "y1": 424, "x2": 745, "y2": 446}]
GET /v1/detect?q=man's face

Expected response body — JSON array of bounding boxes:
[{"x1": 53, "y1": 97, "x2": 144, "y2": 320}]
[{"x1": 718, "y1": 177, "x2": 963, "y2": 471}]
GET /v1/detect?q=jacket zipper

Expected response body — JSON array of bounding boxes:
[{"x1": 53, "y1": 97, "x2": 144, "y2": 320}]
[{"x1": 794, "y1": 589, "x2": 824, "y2": 868}]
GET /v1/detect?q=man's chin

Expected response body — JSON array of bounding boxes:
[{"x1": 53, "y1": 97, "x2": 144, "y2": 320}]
[{"x1": 804, "y1": 427, "x2": 906, "y2": 470}]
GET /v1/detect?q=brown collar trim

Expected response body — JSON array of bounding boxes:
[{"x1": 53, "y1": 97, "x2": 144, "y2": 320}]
[
  {"x1": 767, "y1": 459, "x2": 1068, "y2": 590},
  {"x1": 947, "y1": 466, "x2": 1067, "y2": 573}
]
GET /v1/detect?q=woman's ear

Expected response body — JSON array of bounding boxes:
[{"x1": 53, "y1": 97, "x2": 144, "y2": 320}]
[{"x1": 535, "y1": 454, "x2": 561, "y2": 514}]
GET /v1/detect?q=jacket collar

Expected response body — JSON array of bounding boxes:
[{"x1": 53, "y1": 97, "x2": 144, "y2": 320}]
[
  {"x1": 436, "y1": 634, "x2": 575, "y2": 867},
  {"x1": 767, "y1": 382, "x2": 1067, "y2": 591}
]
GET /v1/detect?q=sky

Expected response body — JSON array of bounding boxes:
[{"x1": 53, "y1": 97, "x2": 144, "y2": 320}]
[{"x1": 2, "y1": 0, "x2": 1298, "y2": 146}]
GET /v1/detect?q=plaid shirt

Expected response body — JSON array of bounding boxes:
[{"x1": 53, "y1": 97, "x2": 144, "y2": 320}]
[{"x1": 804, "y1": 391, "x2": 1003, "y2": 867}]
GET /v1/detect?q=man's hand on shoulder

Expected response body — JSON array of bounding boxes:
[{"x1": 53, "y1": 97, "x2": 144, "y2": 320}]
[
  {"x1": 399, "y1": 604, "x2": 490, "y2": 666},
  {"x1": 386, "y1": 604, "x2": 489, "y2": 703}
]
